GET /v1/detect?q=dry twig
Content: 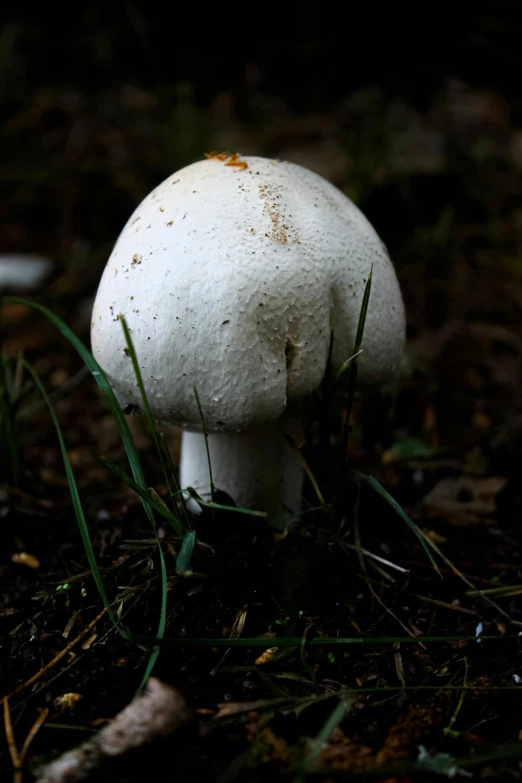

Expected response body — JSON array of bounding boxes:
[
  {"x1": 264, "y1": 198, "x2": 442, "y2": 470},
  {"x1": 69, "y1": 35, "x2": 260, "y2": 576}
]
[{"x1": 0, "y1": 609, "x2": 107, "y2": 708}]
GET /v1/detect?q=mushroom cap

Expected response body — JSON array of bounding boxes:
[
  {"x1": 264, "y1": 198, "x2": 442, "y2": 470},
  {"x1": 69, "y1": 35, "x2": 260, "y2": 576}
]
[{"x1": 91, "y1": 156, "x2": 405, "y2": 432}]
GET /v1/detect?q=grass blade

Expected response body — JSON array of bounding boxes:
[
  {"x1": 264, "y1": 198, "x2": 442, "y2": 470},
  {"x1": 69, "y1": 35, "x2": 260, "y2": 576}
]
[
  {"x1": 117, "y1": 317, "x2": 169, "y2": 688},
  {"x1": 354, "y1": 470, "x2": 442, "y2": 577},
  {"x1": 1, "y1": 298, "x2": 153, "y2": 517},
  {"x1": 119, "y1": 316, "x2": 180, "y2": 519},
  {"x1": 342, "y1": 266, "x2": 372, "y2": 432},
  {"x1": 283, "y1": 433, "x2": 328, "y2": 513},
  {"x1": 195, "y1": 499, "x2": 268, "y2": 518},
  {"x1": 100, "y1": 454, "x2": 184, "y2": 535},
  {"x1": 22, "y1": 360, "x2": 128, "y2": 637},
  {"x1": 334, "y1": 349, "x2": 363, "y2": 385},
  {"x1": 465, "y1": 584, "x2": 522, "y2": 598},
  {"x1": 2, "y1": 298, "x2": 167, "y2": 683},
  {"x1": 160, "y1": 431, "x2": 191, "y2": 529},
  {"x1": 193, "y1": 384, "x2": 215, "y2": 503},
  {"x1": 293, "y1": 696, "x2": 355, "y2": 782},
  {"x1": 131, "y1": 632, "x2": 508, "y2": 648},
  {"x1": 176, "y1": 530, "x2": 196, "y2": 575},
  {"x1": 0, "y1": 352, "x2": 21, "y2": 485}
]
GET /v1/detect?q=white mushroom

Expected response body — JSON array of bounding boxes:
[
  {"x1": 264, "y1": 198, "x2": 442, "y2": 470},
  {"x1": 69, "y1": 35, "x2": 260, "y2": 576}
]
[{"x1": 91, "y1": 155, "x2": 405, "y2": 521}]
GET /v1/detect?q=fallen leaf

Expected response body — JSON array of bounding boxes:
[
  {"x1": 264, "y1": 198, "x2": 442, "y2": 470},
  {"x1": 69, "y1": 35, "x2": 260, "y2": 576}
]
[
  {"x1": 11, "y1": 552, "x2": 40, "y2": 569},
  {"x1": 422, "y1": 476, "x2": 507, "y2": 525},
  {"x1": 54, "y1": 693, "x2": 82, "y2": 710}
]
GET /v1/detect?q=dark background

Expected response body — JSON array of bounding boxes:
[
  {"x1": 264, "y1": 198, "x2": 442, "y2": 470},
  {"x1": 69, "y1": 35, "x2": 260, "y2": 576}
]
[
  {"x1": 4, "y1": 10, "x2": 522, "y2": 440},
  {"x1": 4, "y1": 12, "x2": 522, "y2": 257}
]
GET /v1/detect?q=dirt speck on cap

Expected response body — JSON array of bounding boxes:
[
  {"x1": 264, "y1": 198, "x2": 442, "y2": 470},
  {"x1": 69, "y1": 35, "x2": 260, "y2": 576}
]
[{"x1": 259, "y1": 183, "x2": 297, "y2": 244}]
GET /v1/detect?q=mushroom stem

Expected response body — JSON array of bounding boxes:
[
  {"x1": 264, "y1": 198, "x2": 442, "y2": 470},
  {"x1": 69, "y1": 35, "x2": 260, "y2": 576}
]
[{"x1": 179, "y1": 420, "x2": 304, "y2": 522}]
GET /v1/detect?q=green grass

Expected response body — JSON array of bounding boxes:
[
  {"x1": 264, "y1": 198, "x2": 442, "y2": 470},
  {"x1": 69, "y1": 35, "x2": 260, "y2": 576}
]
[
  {"x1": 176, "y1": 529, "x2": 197, "y2": 575},
  {"x1": 0, "y1": 351, "x2": 23, "y2": 486},
  {"x1": 293, "y1": 696, "x2": 356, "y2": 782},
  {"x1": 21, "y1": 359, "x2": 127, "y2": 637},
  {"x1": 340, "y1": 265, "x2": 373, "y2": 454},
  {"x1": 1, "y1": 298, "x2": 173, "y2": 686},
  {"x1": 128, "y1": 633, "x2": 515, "y2": 648},
  {"x1": 118, "y1": 315, "x2": 171, "y2": 688},
  {"x1": 193, "y1": 383, "x2": 215, "y2": 503},
  {"x1": 99, "y1": 454, "x2": 185, "y2": 534},
  {"x1": 0, "y1": 287, "x2": 445, "y2": 665},
  {"x1": 354, "y1": 470, "x2": 442, "y2": 577}
]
